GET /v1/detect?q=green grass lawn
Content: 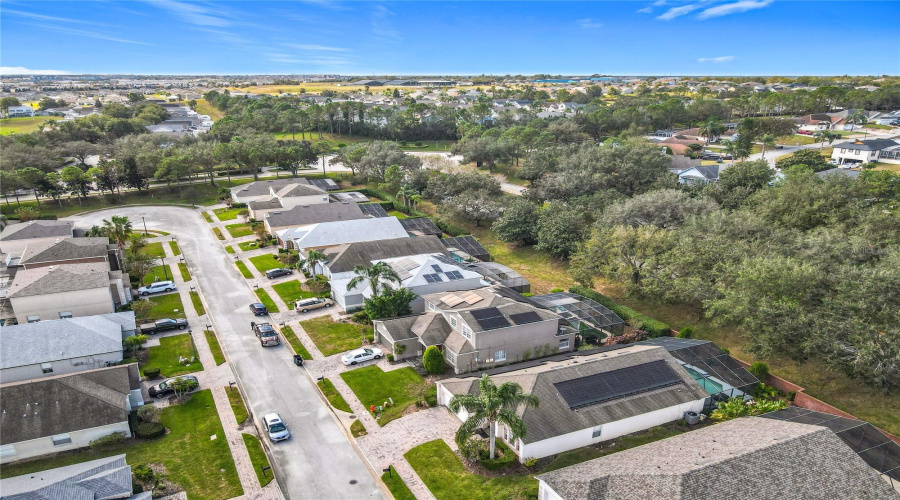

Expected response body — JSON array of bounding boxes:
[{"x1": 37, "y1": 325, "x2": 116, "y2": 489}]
[
  {"x1": 141, "y1": 264, "x2": 173, "y2": 285},
  {"x1": 387, "y1": 210, "x2": 410, "y2": 219},
  {"x1": 0, "y1": 390, "x2": 242, "y2": 500},
  {"x1": 239, "y1": 240, "x2": 261, "y2": 251},
  {"x1": 300, "y1": 317, "x2": 372, "y2": 356},
  {"x1": 179, "y1": 263, "x2": 193, "y2": 282},
  {"x1": 340, "y1": 366, "x2": 424, "y2": 426},
  {"x1": 225, "y1": 223, "x2": 253, "y2": 238},
  {"x1": 144, "y1": 293, "x2": 186, "y2": 321},
  {"x1": 382, "y1": 467, "x2": 415, "y2": 500},
  {"x1": 212, "y1": 227, "x2": 225, "y2": 240},
  {"x1": 205, "y1": 330, "x2": 225, "y2": 365},
  {"x1": 249, "y1": 253, "x2": 284, "y2": 273},
  {"x1": 190, "y1": 291, "x2": 206, "y2": 316},
  {"x1": 254, "y1": 289, "x2": 279, "y2": 312},
  {"x1": 350, "y1": 419, "x2": 367, "y2": 438},
  {"x1": 226, "y1": 386, "x2": 249, "y2": 424},
  {"x1": 317, "y1": 378, "x2": 353, "y2": 413},
  {"x1": 204, "y1": 212, "x2": 214, "y2": 223},
  {"x1": 281, "y1": 325, "x2": 312, "y2": 359},
  {"x1": 272, "y1": 280, "x2": 317, "y2": 306},
  {"x1": 141, "y1": 242, "x2": 166, "y2": 259},
  {"x1": 241, "y1": 434, "x2": 273, "y2": 486},
  {"x1": 0, "y1": 116, "x2": 62, "y2": 135},
  {"x1": 169, "y1": 240, "x2": 181, "y2": 256},
  {"x1": 214, "y1": 207, "x2": 245, "y2": 221},
  {"x1": 225, "y1": 245, "x2": 235, "y2": 254},
  {"x1": 235, "y1": 260, "x2": 254, "y2": 278},
  {"x1": 142, "y1": 333, "x2": 203, "y2": 377},
  {"x1": 194, "y1": 99, "x2": 224, "y2": 120},
  {"x1": 406, "y1": 440, "x2": 536, "y2": 500}
]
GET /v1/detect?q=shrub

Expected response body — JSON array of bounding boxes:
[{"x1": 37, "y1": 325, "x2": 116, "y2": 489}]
[
  {"x1": 721, "y1": 347, "x2": 730, "y2": 354},
  {"x1": 137, "y1": 405, "x2": 161, "y2": 424},
  {"x1": 134, "y1": 421, "x2": 166, "y2": 439},
  {"x1": 550, "y1": 288, "x2": 564, "y2": 293},
  {"x1": 459, "y1": 436, "x2": 486, "y2": 462},
  {"x1": 386, "y1": 353, "x2": 395, "y2": 362},
  {"x1": 424, "y1": 385, "x2": 437, "y2": 407},
  {"x1": 133, "y1": 464, "x2": 155, "y2": 483},
  {"x1": 422, "y1": 345, "x2": 445, "y2": 375},
  {"x1": 677, "y1": 327, "x2": 693, "y2": 338},
  {"x1": 352, "y1": 311, "x2": 372, "y2": 325},
  {"x1": 749, "y1": 361, "x2": 770, "y2": 380},
  {"x1": 481, "y1": 440, "x2": 517, "y2": 470},
  {"x1": 90, "y1": 432, "x2": 127, "y2": 450},
  {"x1": 143, "y1": 367, "x2": 161, "y2": 379},
  {"x1": 524, "y1": 457, "x2": 539, "y2": 467}
]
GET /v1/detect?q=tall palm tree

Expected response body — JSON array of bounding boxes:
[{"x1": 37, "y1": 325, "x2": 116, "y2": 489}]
[
  {"x1": 397, "y1": 185, "x2": 416, "y2": 209},
  {"x1": 721, "y1": 140, "x2": 738, "y2": 165},
  {"x1": 302, "y1": 249, "x2": 328, "y2": 275},
  {"x1": 347, "y1": 262, "x2": 401, "y2": 297},
  {"x1": 449, "y1": 374, "x2": 539, "y2": 460},
  {"x1": 698, "y1": 117, "x2": 725, "y2": 145},
  {"x1": 846, "y1": 111, "x2": 868, "y2": 131},
  {"x1": 760, "y1": 134, "x2": 776, "y2": 158},
  {"x1": 102, "y1": 216, "x2": 133, "y2": 250}
]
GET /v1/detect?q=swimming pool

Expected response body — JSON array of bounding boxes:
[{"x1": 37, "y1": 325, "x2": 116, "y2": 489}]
[{"x1": 684, "y1": 366, "x2": 725, "y2": 395}]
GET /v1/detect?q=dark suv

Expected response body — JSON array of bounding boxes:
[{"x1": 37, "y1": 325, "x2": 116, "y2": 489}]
[
  {"x1": 266, "y1": 268, "x2": 294, "y2": 279},
  {"x1": 249, "y1": 303, "x2": 268, "y2": 316}
]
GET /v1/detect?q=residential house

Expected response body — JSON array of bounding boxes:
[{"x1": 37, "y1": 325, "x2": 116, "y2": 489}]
[
  {"x1": 0, "y1": 220, "x2": 74, "y2": 255},
  {"x1": 374, "y1": 286, "x2": 576, "y2": 373},
  {"x1": 275, "y1": 217, "x2": 408, "y2": 252},
  {"x1": 5, "y1": 105, "x2": 33, "y2": 118},
  {"x1": 14, "y1": 236, "x2": 123, "y2": 270},
  {"x1": 535, "y1": 416, "x2": 899, "y2": 500},
  {"x1": 314, "y1": 235, "x2": 450, "y2": 279},
  {"x1": 0, "y1": 312, "x2": 136, "y2": 384},
  {"x1": 330, "y1": 253, "x2": 486, "y2": 311},
  {"x1": 796, "y1": 113, "x2": 839, "y2": 132},
  {"x1": 263, "y1": 202, "x2": 368, "y2": 234},
  {"x1": 0, "y1": 454, "x2": 151, "y2": 500},
  {"x1": 678, "y1": 165, "x2": 722, "y2": 185},
  {"x1": 230, "y1": 178, "x2": 331, "y2": 219},
  {"x1": 658, "y1": 135, "x2": 702, "y2": 155},
  {"x1": 0, "y1": 364, "x2": 141, "y2": 464},
  {"x1": 61, "y1": 106, "x2": 102, "y2": 120},
  {"x1": 6, "y1": 263, "x2": 131, "y2": 324},
  {"x1": 437, "y1": 345, "x2": 708, "y2": 461},
  {"x1": 831, "y1": 139, "x2": 900, "y2": 165},
  {"x1": 675, "y1": 127, "x2": 737, "y2": 144}
]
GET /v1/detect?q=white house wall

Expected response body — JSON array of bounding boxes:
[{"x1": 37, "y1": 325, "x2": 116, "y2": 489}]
[
  {"x1": 279, "y1": 194, "x2": 331, "y2": 209},
  {"x1": 0, "y1": 421, "x2": 131, "y2": 464},
  {"x1": 0, "y1": 351, "x2": 123, "y2": 384},
  {"x1": 10, "y1": 287, "x2": 114, "y2": 324}
]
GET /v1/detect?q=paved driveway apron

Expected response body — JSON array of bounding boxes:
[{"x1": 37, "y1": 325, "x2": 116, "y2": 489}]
[{"x1": 67, "y1": 206, "x2": 383, "y2": 500}]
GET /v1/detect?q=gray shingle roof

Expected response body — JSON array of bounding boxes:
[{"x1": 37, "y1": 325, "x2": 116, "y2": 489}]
[
  {"x1": 248, "y1": 197, "x2": 283, "y2": 210},
  {"x1": 18, "y1": 237, "x2": 112, "y2": 265},
  {"x1": 7, "y1": 263, "x2": 112, "y2": 298},
  {"x1": 233, "y1": 177, "x2": 312, "y2": 197},
  {"x1": 265, "y1": 202, "x2": 367, "y2": 228},
  {"x1": 833, "y1": 139, "x2": 898, "y2": 151},
  {"x1": 0, "y1": 454, "x2": 136, "y2": 500},
  {"x1": 275, "y1": 183, "x2": 327, "y2": 197},
  {"x1": 0, "y1": 220, "x2": 74, "y2": 241},
  {"x1": 323, "y1": 235, "x2": 448, "y2": 273},
  {"x1": 440, "y1": 346, "x2": 708, "y2": 443},
  {"x1": 0, "y1": 314, "x2": 129, "y2": 369},
  {"x1": 0, "y1": 365, "x2": 132, "y2": 444},
  {"x1": 536, "y1": 416, "x2": 900, "y2": 500}
]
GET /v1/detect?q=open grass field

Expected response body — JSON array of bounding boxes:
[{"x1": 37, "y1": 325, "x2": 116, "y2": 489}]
[
  {"x1": 273, "y1": 131, "x2": 369, "y2": 145},
  {"x1": 300, "y1": 317, "x2": 372, "y2": 356},
  {"x1": 281, "y1": 325, "x2": 312, "y2": 359},
  {"x1": 194, "y1": 99, "x2": 225, "y2": 120},
  {"x1": 272, "y1": 280, "x2": 317, "y2": 305},
  {"x1": 0, "y1": 390, "x2": 242, "y2": 500},
  {"x1": 249, "y1": 253, "x2": 284, "y2": 273},
  {"x1": 144, "y1": 293, "x2": 186, "y2": 321},
  {"x1": 0, "y1": 116, "x2": 62, "y2": 135},
  {"x1": 340, "y1": 366, "x2": 425, "y2": 426},
  {"x1": 142, "y1": 333, "x2": 202, "y2": 377},
  {"x1": 254, "y1": 289, "x2": 279, "y2": 312},
  {"x1": 225, "y1": 386, "x2": 249, "y2": 424},
  {"x1": 205, "y1": 330, "x2": 226, "y2": 365},
  {"x1": 872, "y1": 162, "x2": 900, "y2": 172},
  {"x1": 317, "y1": 378, "x2": 353, "y2": 413},
  {"x1": 241, "y1": 434, "x2": 273, "y2": 486}
]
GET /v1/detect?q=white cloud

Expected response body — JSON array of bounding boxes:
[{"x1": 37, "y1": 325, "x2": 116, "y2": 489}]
[
  {"x1": 23, "y1": 23, "x2": 152, "y2": 45},
  {"x1": 578, "y1": 18, "x2": 603, "y2": 29},
  {"x1": 372, "y1": 4, "x2": 401, "y2": 41},
  {"x1": 3, "y1": 8, "x2": 103, "y2": 25},
  {"x1": 697, "y1": 0, "x2": 773, "y2": 19},
  {"x1": 147, "y1": 0, "x2": 232, "y2": 27},
  {"x1": 698, "y1": 56, "x2": 735, "y2": 63},
  {"x1": 285, "y1": 44, "x2": 349, "y2": 52},
  {"x1": 657, "y1": 3, "x2": 704, "y2": 20},
  {"x1": 637, "y1": 7, "x2": 654, "y2": 13},
  {"x1": 0, "y1": 66, "x2": 71, "y2": 75}
]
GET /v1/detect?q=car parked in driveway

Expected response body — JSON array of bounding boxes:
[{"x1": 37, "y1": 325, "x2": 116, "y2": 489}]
[
  {"x1": 341, "y1": 347, "x2": 383, "y2": 366},
  {"x1": 263, "y1": 413, "x2": 291, "y2": 442},
  {"x1": 148, "y1": 375, "x2": 199, "y2": 397},
  {"x1": 249, "y1": 303, "x2": 268, "y2": 316},
  {"x1": 295, "y1": 297, "x2": 334, "y2": 313},
  {"x1": 265, "y1": 268, "x2": 294, "y2": 279},
  {"x1": 139, "y1": 318, "x2": 188, "y2": 334},
  {"x1": 137, "y1": 280, "x2": 176, "y2": 296}
]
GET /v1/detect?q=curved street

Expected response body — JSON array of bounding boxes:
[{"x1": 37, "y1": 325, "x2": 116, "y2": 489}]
[{"x1": 65, "y1": 206, "x2": 384, "y2": 500}]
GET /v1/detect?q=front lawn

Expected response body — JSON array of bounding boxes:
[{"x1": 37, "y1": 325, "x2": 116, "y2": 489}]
[
  {"x1": 281, "y1": 325, "x2": 312, "y2": 359},
  {"x1": 205, "y1": 330, "x2": 225, "y2": 365},
  {"x1": 142, "y1": 333, "x2": 203, "y2": 377},
  {"x1": 190, "y1": 291, "x2": 205, "y2": 315},
  {"x1": 0, "y1": 390, "x2": 242, "y2": 500},
  {"x1": 239, "y1": 240, "x2": 260, "y2": 252},
  {"x1": 249, "y1": 253, "x2": 284, "y2": 273},
  {"x1": 226, "y1": 386, "x2": 249, "y2": 424},
  {"x1": 235, "y1": 260, "x2": 254, "y2": 278},
  {"x1": 300, "y1": 317, "x2": 372, "y2": 356},
  {"x1": 144, "y1": 293, "x2": 186, "y2": 321},
  {"x1": 254, "y1": 289, "x2": 279, "y2": 312},
  {"x1": 141, "y1": 242, "x2": 166, "y2": 259},
  {"x1": 141, "y1": 265, "x2": 173, "y2": 285},
  {"x1": 340, "y1": 366, "x2": 425, "y2": 426},
  {"x1": 241, "y1": 434, "x2": 273, "y2": 486},
  {"x1": 272, "y1": 280, "x2": 317, "y2": 306},
  {"x1": 382, "y1": 467, "x2": 415, "y2": 500},
  {"x1": 317, "y1": 378, "x2": 352, "y2": 413},
  {"x1": 169, "y1": 240, "x2": 181, "y2": 256},
  {"x1": 225, "y1": 223, "x2": 253, "y2": 238},
  {"x1": 214, "y1": 207, "x2": 245, "y2": 221}
]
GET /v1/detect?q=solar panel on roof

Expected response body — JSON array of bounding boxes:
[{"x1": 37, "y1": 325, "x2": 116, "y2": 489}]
[
  {"x1": 470, "y1": 308, "x2": 502, "y2": 320},
  {"x1": 445, "y1": 270, "x2": 464, "y2": 281},
  {"x1": 441, "y1": 294, "x2": 464, "y2": 306},
  {"x1": 431, "y1": 265, "x2": 443, "y2": 272},
  {"x1": 510, "y1": 311, "x2": 542, "y2": 325},
  {"x1": 554, "y1": 360, "x2": 683, "y2": 410},
  {"x1": 462, "y1": 292, "x2": 483, "y2": 305},
  {"x1": 423, "y1": 273, "x2": 444, "y2": 283}
]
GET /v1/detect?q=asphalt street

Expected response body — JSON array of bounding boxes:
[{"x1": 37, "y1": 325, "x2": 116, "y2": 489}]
[{"x1": 67, "y1": 206, "x2": 384, "y2": 500}]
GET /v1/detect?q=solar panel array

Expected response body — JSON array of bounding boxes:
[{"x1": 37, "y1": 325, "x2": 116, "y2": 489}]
[
  {"x1": 390, "y1": 257, "x2": 420, "y2": 280},
  {"x1": 509, "y1": 311, "x2": 542, "y2": 325},
  {"x1": 470, "y1": 307, "x2": 511, "y2": 330},
  {"x1": 554, "y1": 360, "x2": 683, "y2": 410},
  {"x1": 423, "y1": 273, "x2": 444, "y2": 283},
  {"x1": 445, "y1": 270, "x2": 464, "y2": 281},
  {"x1": 357, "y1": 203, "x2": 390, "y2": 218},
  {"x1": 309, "y1": 178, "x2": 340, "y2": 191},
  {"x1": 441, "y1": 236, "x2": 491, "y2": 262},
  {"x1": 400, "y1": 217, "x2": 442, "y2": 236},
  {"x1": 531, "y1": 292, "x2": 625, "y2": 335}
]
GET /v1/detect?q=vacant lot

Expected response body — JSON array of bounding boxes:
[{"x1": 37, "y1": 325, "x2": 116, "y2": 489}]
[
  {"x1": 142, "y1": 333, "x2": 203, "y2": 377},
  {"x1": 300, "y1": 317, "x2": 372, "y2": 356}
]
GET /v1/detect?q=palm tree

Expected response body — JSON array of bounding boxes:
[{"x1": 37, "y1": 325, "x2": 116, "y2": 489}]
[
  {"x1": 102, "y1": 216, "x2": 133, "y2": 250},
  {"x1": 347, "y1": 262, "x2": 401, "y2": 297},
  {"x1": 721, "y1": 140, "x2": 739, "y2": 165},
  {"x1": 760, "y1": 134, "x2": 776, "y2": 158},
  {"x1": 846, "y1": 111, "x2": 868, "y2": 131},
  {"x1": 302, "y1": 249, "x2": 328, "y2": 276},
  {"x1": 397, "y1": 185, "x2": 416, "y2": 209},
  {"x1": 698, "y1": 117, "x2": 725, "y2": 145},
  {"x1": 449, "y1": 374, "x2": 539, "y2": 460}
]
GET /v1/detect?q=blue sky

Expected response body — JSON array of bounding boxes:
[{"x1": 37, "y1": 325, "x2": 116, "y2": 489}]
[{"x1": 1, "y1": 1, "x2": 898, "y2": 76}]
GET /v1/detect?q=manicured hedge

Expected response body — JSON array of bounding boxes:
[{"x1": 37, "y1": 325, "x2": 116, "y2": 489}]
[
  {"x1": 6, "y1": 214, "x2": 58, "y2": 221},
  {"x1": 569, "y1": 285, "x2": 670, "y2": 337}
]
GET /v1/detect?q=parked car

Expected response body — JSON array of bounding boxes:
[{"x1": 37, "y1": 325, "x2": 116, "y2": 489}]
[
  {"x1": 137, "y1": 281, "x2": 176, "y2": 296},
  {"x1": 148, "y1": 375, "x2": 199, "y2": 397},
  {"x1": 265, "y1": 268, "x2": 294, "y2": 279},
  {"x1": 263, "y1": 413, "x2": 291, "y2": 442},
  {"x1": 341, "y1": 347, "x2": 383, "y2": 366},
  {"x1": 140, "y1": 318, "x2": 188, "y2": 334},
  {"x1": 798, "y1": 130, "x2": 812, "y2": 135},
  {"x1": 251, "y1": 321, "x2": 281, "y2": 347},
  {"x1": 295, "y1": 297, "x2": 334, "y2": 313},
  {"x1": 249, "y1": 303, "x2": 268, "y2": 316}
]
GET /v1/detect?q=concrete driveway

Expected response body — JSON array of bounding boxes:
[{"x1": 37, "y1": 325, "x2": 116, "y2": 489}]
[{"x1": 66, "y1": 206, "x2": 384, "y2": 500}]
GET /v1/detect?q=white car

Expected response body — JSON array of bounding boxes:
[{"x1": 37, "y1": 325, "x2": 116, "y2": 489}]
[
  {"x1": 263, "y1": 413, "x2": 290, "y2": 442},
  {"x1": 341, "y1": 347, "x2": 383, "y2": 366},
  {"x1": 137, "y1": 280, "x2": 176, "y2": 296}
]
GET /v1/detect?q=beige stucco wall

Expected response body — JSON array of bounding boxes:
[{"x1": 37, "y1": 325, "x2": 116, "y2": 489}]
[
  {"x1": 10, "y1": 287, "x2": 114, "y2": 324},
  {"x1": 450, "y1": 319, "x2": 576, "y2": 374},
  {"x1": 0, "y1": 421, "x2": 130, "y2": 464}
]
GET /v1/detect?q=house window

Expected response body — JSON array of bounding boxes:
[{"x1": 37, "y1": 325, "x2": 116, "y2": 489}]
[
  {"x1": 27, "y1": 316, "x2": 40, "y2": 323},
  {"x1": 429, "y1": 302, "x2": 436, "y2": 311},
  {"x1": 450, "y1": 317, "x2": 457, "y2": 328},
  {"x1": 854, "y1": 150, "x2": 860, "y2": 155},
  {"x1": 41, "y1": 363, "x2": 53, "y2": 374},
  {"x1": 446, "y1": 351, "x2": 456, "y2": 365},
  {"x1": 0, "y1": 444, "x2": 15, "y2": 458},
  {"x1": 51, "y1": 434, "x2": 72, "y2": 446},
  {"x1": 592, "y1": 426, "x2": 602, "y2": 438},
  {"x1": 841, "y1": 148, "x2": 846, "y2": 153},
  {"x1": 59, "y1": 311, "x2": 73, "y2": 319},
  {"x1": 462, "y1": 325, "x2": 472, "y2": 339},
  {"x1": 495, "y1": 350, "x2": 506, "y2": 362},
  {"x1": 559, "y1": 338, "x2": 570, "y2": 349}
]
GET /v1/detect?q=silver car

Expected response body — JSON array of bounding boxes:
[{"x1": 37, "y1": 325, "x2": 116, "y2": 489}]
[{"x1": 263, "y1": 413, "x2": 290, "y2": 442}]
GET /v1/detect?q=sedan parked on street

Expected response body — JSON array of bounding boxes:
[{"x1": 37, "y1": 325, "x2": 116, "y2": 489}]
[
  {"x1": 341, "y1": 347, "x2": 383, "y2": 366},
  {"x1": 263, "y1": 413, "x2": 291, "y2": 442},
  {"x1": 249, "y1": 303, "x2": 268, "y2": 316}
]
